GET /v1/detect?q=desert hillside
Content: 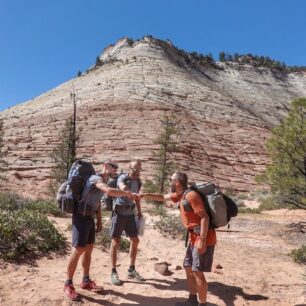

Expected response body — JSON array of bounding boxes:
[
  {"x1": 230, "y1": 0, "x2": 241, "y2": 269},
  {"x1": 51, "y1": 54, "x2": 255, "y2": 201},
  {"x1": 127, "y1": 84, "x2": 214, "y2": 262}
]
[{"x1": 1, "y1": 36, "x2": 306, "y2": 198}]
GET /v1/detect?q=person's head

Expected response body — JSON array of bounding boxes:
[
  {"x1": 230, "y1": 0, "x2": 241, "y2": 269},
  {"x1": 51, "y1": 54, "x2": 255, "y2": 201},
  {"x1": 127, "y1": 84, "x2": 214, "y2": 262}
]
[
  {"x1": 101, "y1": 159, "x2": 118, "y2": 179},
  {"x1": 129, "y1": 159, "x2": 142, "y2": 179},
  {"x1": 169, "y1": 172, "x2": 188, "y2": 193}
]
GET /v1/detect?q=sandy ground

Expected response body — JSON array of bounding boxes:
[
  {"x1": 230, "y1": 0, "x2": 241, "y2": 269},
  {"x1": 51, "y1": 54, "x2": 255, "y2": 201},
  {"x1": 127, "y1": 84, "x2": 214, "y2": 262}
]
[{"x1": 0, "y1": 207, "x2": 306, "y2": 306}]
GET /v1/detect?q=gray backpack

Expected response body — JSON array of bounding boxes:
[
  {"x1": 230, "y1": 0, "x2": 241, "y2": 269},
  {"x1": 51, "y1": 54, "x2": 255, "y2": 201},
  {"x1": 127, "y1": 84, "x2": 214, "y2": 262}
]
[{"x1": 183, "y1": 182, "x2": 238, "y2": 228}]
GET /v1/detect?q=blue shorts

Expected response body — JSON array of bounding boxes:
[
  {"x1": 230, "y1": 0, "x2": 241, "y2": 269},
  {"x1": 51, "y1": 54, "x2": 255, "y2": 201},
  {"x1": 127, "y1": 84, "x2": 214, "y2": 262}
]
[
  {"x1": 110, "y1": 213, "x2": 138, "y2": 238},
  {"x1": 72, "y1": 212, "x2": 95, "y2": 247},
  {"x1": 183, "y1": 244, "x2": 215, "y2": 272}
]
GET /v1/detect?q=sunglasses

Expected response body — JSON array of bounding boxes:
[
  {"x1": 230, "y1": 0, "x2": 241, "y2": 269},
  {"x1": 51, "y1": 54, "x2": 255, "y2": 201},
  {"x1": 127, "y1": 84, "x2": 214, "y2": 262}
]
[{"x1": 107, "y1": 163, "x2": 118, "y2": 170}]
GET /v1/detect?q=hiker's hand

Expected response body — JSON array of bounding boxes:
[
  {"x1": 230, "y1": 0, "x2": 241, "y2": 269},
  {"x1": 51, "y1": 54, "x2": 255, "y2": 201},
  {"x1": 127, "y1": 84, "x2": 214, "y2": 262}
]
[
  {"x1": 96, "y1": 221, "x2": 102, "y2": 233},
  {"x1": 137, "y1": 212, "x2": 143, "y2": 220},
  {"x1": 131, "y1": 193, "x2": 138, "y2": 200},
  {"x1": 195, "y1": 237, "x2": 206, "y2": 255}
]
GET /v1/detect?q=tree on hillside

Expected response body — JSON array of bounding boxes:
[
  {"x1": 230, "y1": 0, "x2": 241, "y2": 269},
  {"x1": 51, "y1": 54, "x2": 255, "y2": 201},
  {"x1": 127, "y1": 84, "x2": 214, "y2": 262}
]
[
  {"x1": 0, "y1": 118, "x2": 8, "y2": 186},
  {"x1": 258, "y1": 97, "x2": 306, "y2": 209},
  {"x1": 48, "y1": 91, "x2": 81, "y2": 195},
  {"x1": 219, "y1": 51, "x2": 226, "y2": 62},
  {"x1": 144, "y1": 114, "x2": 180, "y2": 194}
]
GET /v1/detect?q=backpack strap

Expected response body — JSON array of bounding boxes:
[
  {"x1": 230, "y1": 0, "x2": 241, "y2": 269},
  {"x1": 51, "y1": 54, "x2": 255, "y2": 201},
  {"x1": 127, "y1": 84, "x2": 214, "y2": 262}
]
[{"x1": 183, "y1": 187, "x2": 214, "y2": 229}]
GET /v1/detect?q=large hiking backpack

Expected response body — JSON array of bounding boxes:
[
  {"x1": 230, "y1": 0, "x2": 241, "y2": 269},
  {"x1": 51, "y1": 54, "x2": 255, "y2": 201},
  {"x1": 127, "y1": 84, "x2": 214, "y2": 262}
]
[
  {"x1": 183, "y1": 182, "x2": 238, "y2": 228},
  {"x1": 56, "y1": 160, "x2": 96, "y2": 213}
]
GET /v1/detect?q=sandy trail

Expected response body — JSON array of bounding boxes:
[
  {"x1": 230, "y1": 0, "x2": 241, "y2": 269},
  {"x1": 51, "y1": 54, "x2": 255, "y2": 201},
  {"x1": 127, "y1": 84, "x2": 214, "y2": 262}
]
[{"x1": 0, "y1": 208, "x2": 305, "y2": 306}]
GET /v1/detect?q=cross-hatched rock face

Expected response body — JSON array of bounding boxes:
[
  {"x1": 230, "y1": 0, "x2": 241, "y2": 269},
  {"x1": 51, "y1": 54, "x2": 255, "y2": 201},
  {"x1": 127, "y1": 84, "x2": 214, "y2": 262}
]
[{"x1": 1, "y1": 36, "x2": 306, "y2": 198}]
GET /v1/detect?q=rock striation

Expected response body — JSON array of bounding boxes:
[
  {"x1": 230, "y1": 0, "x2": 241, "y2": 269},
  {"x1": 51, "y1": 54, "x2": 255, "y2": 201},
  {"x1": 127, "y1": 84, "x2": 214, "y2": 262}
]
[{"x1": 1, "y1": 36, "x2": 306, "y2": 198}]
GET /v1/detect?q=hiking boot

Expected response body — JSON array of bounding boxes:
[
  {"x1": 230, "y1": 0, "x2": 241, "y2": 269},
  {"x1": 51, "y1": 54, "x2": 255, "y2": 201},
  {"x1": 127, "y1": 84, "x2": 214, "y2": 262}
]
[
  {"x1": 127, "y1": 270, "x2": 145, "y2": 282},
  {"x1": 111, "y1": 271, "x2": 122, "y2": 285},
  {"x1": 63, "y1": 284, "x2": 80, "y2": 301},
  {"x1": 80, "y1": 280, "x2": 103, "y2": 291}
]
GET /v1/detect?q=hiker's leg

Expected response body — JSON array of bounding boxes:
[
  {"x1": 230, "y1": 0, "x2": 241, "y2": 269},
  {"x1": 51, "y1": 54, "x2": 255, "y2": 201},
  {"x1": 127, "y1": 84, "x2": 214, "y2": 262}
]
[
  {"x1": 185, "y1": 266, "x2": 197, "y2": 295},
  {"x1": 193, "y1": 271, "x2": 207, "y2": 304},
  {"x1": 81, "y1": 243, "x2": 94, "y2": 277},
  {"x1": 111, "y1": 237, "x2": 121, "y2": 268},
  {"x1": 129, "y1": 236, "x2": 139, "y2": 266},
  {"x1": 67, "y1": 247, "x2": 85, "y2": 280}
]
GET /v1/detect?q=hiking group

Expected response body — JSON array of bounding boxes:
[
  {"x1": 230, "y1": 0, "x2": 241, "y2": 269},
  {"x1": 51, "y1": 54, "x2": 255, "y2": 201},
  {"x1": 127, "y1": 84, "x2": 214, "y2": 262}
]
[{"x1": 59, "y1": 158, "x2": 237, "y2": 306}]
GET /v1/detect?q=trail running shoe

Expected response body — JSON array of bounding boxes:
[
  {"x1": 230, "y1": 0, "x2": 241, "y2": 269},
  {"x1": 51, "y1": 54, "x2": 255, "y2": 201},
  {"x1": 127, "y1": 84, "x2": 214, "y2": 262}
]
[
  {"x1": 80, "y1": 280, "x2": 102, "y2": 291},
  {"x1": 63, "y1": 284, "x2": 80, "y2": 301},
  {"x1": 127, "y1": 270, "x2": 145, "y2": 282},
  {"x1": 111, "y1": 272, "x2": 122, "y2": 285}
]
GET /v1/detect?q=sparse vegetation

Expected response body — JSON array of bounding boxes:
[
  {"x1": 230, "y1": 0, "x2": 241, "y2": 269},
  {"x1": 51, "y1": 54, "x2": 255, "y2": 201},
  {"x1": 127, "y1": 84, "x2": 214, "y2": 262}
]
[
  {"x1": 144, "y1": 202, "x2": 167, "y2": 217},
  {"x1": 238, "y1": 207, "x2": 261, "y2": 214},
  {"x1": 96, "y1": 219, "x2": 130, "y2": 252},
  {"x1": 153, "y1": 215, "x2": 185, "y2": 240},
  {"x1": 0, "y1": 192, "x2": 66, "y2": 261},
  {"x1": 288, "y1": 245, "x2": 306, "y2": 265}
]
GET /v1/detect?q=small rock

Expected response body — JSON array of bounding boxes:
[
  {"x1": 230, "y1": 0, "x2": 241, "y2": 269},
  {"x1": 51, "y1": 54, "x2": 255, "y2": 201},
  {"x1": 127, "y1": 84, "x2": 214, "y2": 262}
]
[
  {"x1": 215, "y1": 264, "x2": 223, "y2": 269},
  {"x1": 154, "y1": 262, "x2": 173, "y2": 276},
  {"x1": 175, "y1": 265, "x2": 182, "y2": 270}
]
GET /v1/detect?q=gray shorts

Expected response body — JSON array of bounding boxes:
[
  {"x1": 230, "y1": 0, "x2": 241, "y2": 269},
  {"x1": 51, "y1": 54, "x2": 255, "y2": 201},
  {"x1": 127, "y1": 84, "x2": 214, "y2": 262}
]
[
  {"x1": 110, "y1": 213, "x2": 138, "y2": 238},
  {"x1": 72, "y1": 212, "x2": 95, "y2": 247},
  {"x1": 183, "y1": 243, "x2": 215, "y2": 272}
]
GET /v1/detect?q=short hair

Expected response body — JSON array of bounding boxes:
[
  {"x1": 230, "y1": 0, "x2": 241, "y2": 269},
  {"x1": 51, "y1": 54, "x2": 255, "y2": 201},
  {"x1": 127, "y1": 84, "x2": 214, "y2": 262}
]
[{"x1": 173, "y1": 172, "x2": 188, "y2": 189}]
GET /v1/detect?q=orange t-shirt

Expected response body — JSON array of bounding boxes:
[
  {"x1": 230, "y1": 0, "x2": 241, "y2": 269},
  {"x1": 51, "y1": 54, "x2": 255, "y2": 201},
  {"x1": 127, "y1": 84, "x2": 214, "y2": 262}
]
[{"x1": 171, "y1": 191, "x2": 216, "y2": 246}]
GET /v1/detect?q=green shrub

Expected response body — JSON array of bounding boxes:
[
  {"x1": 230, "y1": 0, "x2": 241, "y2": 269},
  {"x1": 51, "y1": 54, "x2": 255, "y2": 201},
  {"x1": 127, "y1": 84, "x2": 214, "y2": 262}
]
[
  {"x1": 288, "y1": 245, "x2": 306, "y2": 265},
  {"x1": 259, "y1": 195, "x2": 295, "y2": 211},
  {"x1": 0, "y1": 192, "x2": 66, "y2": 261},
  {"x1": 144, "y1": 203, "x2": 167, "y2": 217},
  {"x1": 0, "y1": 209, "x2": 66, "y2": 261},
  {"x1": 153, "y1": 215, "x2": 185, "y2": 240},
  {"x1": 238, "y1": 207, "x2": 261, "y2": 214},
  {"x1": 96, "y1": 220, "x2": 130, "y2": 252},
  {"x1": 0, "y1": 192, "x2": 62, "y2": 216}
]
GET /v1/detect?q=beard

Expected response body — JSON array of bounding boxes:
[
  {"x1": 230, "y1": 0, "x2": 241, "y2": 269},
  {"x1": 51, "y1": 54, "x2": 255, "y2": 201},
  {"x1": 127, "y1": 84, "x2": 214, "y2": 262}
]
[{"x1": 170, "y1": 182, "x2": 176, "y2": 193}]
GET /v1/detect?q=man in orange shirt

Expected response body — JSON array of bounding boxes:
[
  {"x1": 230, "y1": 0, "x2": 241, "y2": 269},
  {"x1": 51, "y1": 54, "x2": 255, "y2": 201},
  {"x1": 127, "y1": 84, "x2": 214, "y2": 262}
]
[{"x1": 141, "y1": 172, "x2": 216, "y2": 306}]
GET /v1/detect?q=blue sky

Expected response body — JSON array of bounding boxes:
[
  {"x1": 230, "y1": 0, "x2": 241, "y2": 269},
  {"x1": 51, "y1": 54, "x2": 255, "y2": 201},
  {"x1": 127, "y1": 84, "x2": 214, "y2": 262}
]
[{"x1": 1, "y1": 0, "x2": 306, "y2": 112}]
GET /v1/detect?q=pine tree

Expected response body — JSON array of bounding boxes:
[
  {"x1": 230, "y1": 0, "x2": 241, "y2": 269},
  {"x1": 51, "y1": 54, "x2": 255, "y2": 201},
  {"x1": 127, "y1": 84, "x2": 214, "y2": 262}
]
[
  {"x1": 258, "y1": 98, "x2": 306, "y2": 209},
  {"x1": 48, "y1": 91, "x2": 81, "y2": 194},
  {"x1": 144, "y1": 114, "x2": 180, "y2": 193}
]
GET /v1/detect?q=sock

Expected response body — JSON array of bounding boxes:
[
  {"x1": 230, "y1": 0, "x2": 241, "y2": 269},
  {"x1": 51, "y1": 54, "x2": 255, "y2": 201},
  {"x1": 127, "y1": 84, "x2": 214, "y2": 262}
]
[
  {"x1": 128, "y1": 265, "x2": 135, "y2": 272},
  {"x1": 65, "y1": 279, "x2": 73, "y2": 285},
  {"x1": 188, "y1": 293, "x2": 198, "y2": 304},
  {"x1": 112, "y1": 268, "x2": 117, "y2": 274},
  {"x1": 83, "y1": 276, "x2": 90, "y2": 283}
]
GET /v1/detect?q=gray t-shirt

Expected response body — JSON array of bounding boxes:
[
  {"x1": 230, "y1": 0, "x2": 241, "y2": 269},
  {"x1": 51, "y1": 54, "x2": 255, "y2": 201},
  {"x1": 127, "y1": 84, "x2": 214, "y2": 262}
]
[
  {"x1": 113, "y1": 174, "x2": 141, "y2": 215},
  {"x1": 80, "y1": 175, "x2": 105, "y2": 213}
]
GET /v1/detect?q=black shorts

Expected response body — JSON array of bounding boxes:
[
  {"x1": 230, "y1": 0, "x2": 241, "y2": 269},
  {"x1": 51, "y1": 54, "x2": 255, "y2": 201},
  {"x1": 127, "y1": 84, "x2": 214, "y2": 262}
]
[
  {"x1": 110, "y1": 213, "x2": 138, "y2": 238},
  {"x1": 183, "y1": 243, "x2": 215, "y2": 272},
  {"x1": 72, "y1": 212, "x2": 95, "y2": 247}
]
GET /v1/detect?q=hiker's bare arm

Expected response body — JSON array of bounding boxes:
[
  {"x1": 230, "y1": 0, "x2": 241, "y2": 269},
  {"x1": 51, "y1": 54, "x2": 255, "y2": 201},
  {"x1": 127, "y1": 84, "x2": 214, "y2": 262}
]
[
  {"x1": 135, "y1": 197, "x2": 143, "y2": 218},
  {"x1": 197, "y1": 210, "x2": 209, "y2": 240},
  {"x1": 96, "y1": 206, "x2": 102, "y2": 232},
  {"x1": 95, "y1": 181, "x2": 133, "y2": 199},
  {"x1": 140, "y1": 193, "x2": 172, "y2": 202}
]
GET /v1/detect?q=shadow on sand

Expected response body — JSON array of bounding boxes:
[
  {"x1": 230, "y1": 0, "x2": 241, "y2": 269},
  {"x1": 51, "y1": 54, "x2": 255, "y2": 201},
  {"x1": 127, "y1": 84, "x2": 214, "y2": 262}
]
[{"x1": 77, "y1": 278, "x2": 269, "y2": 306}]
